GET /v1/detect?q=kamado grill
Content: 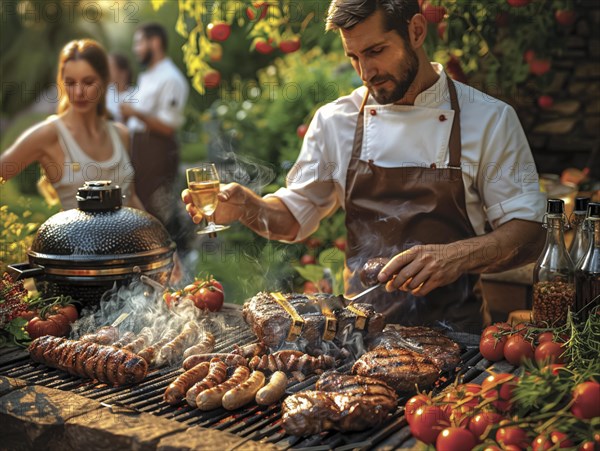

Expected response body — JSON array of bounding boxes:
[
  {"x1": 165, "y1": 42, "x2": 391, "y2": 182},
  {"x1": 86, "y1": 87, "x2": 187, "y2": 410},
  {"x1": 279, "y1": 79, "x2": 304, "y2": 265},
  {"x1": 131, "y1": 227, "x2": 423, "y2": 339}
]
[{"x1": 0, "y1": 302, "x2": 508, "y2": 451}]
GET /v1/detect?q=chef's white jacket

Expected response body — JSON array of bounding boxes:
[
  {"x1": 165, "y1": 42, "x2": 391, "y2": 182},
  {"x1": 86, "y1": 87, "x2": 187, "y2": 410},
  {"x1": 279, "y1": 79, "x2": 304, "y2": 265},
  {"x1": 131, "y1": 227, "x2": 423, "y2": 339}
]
[{"x1": 270, "y1": 64, "x2": 546, "y2": 241}]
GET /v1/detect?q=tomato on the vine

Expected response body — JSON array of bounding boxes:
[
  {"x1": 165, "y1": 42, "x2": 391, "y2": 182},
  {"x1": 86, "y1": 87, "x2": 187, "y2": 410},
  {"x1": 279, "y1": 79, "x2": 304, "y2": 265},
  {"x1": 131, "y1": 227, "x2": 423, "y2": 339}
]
[
  {"x1": 481, "y1": 373, "x2": 516, "y2": 412},
  {"x1": 480, "y1": 335, "x2": 506, "y2": 361},
  {"x1": 409, "y1": 405, "x2": 449, "y2": 445},
  {"x1": 496, "y1": 426, "x2": 529, "y2": 449},
  {"x1": 26, "y1": 316, "x2": 63, "y2": 338},
  {"x1": 571, "y1": 381, "x2": 600, "y2": 419},
  {"x1": 503, "y1": 334, "x2": 535, "y2": 365},
  {"x1": 469, "y1": 411, "x2": 503, "y2": 441},
  {"x1": 192, "y1": 286, "x2": 224, "y2": 311},
  {"x1": 404, "y1": 393, "x2": 430, "y2": 424},
  {"x1": 534, "y1": 340, "x2": 566, "y2": 364},
  {"x1": 436, "y1": 427, "x2": 477, "y2": 451}
]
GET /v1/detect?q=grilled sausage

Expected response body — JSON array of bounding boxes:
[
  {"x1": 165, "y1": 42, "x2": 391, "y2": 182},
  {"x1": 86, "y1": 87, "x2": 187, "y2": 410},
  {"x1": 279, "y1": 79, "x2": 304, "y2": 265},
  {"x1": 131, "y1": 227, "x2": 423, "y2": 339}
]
[
  {"x1": 185, "y1": 358, "x2": 228, "y2": 407},
  {"x1": 28, "y1": 336, "x2": 148, "y2": 385},
  {"x1": 231, "y1": 342, "x2": 267, "y2": 359},
  {"x1": 182, "y1": 353, "x2": 248, "y2": 371},
  {"x1": 122, "y1": 327, "x2": 153, "y2": 353},
  {"x1": 164, "y1": 362, "x2": 210, "y2": 405},
  {"x1": 80, "y1": 326, "x2": 119, "y2": 345},
  {"x1": 255, "y1": 371, "x2": 288, "y2": 405},
  {"x1": 113, "y1": 331, "x2": 136, "y2": 348},
  {"x1": 196, "y1": 366, "x2": 250, "y2": 411},
  {"x1": 157, "y1": 322, "x2": 200, "y2": 366},
  {"x1": 138, "y1": 330, "x2": 177, "y2": 366},
  {"x1": 183, "y1": 332, "x2": 216, "y2": 359},
  {"x1": 222, "y1": 370, "x2": 266, "y2": 410},
  {"x1": 249, "y1": 351, "x2": 335, "y2": 375}
]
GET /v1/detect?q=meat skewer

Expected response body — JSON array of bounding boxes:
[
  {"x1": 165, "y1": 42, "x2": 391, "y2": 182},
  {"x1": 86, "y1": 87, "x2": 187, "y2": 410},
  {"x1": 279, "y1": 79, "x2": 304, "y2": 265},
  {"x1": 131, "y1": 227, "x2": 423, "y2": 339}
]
[
  {"x1": 138, "y1": 330, "x2": 178, "y2": 366},
  {"x1": 182, "y1": 353, "x2": 248, "y2": 371},
  {"x1": 122, "y1": 327, "x2": 154, "y2": 354},
  {"x1": 185, "y1": 358, "x2": 228, "y2": 407},
  {"x1": 164, "y1": 362, "x2": 210, "y2": 405},
  {"x1": 112, "y1": 331, "x2": 136, "y2": 348},
  {"x1": 29, "y1": 336, "x2": 148, "y2": 385},
  {"x1": 157, "y1": 321, "x2": 200, "y2": 366},
  {"x1": 183, "y1": 332, "x2": 216, "y2": 359},
  {"x1": 79, "y1": 326, "x2": 119, "y2": 345}
]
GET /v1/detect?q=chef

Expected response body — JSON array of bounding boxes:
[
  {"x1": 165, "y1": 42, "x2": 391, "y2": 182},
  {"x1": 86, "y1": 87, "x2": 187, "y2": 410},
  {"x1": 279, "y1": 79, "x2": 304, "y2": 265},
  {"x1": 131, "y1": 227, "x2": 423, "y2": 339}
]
[{"x1": 183, "y1": 0, "x2": 546, "y2": 333}]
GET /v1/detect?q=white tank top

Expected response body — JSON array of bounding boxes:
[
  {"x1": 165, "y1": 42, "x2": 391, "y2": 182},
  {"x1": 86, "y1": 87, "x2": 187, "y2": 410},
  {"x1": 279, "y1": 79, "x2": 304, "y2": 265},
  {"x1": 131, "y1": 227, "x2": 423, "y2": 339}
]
[{"x1": 52, "y1": 116, "x2": 135, "y2": 209}]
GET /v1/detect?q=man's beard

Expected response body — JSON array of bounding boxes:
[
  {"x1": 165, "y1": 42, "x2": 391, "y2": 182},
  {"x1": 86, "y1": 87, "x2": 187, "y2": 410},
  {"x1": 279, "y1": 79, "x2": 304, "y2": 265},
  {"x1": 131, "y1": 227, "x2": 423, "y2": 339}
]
[
  {"x1": 140, "y1": 49, "x2": 153, "y2": 67},
  {"x1": 367, "y1": 47, "x2": 419, "y2": 105}
]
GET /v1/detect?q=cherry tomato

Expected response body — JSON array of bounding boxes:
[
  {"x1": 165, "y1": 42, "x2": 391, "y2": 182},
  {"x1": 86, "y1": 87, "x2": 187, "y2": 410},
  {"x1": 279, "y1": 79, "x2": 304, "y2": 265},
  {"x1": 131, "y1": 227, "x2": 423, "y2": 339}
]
[
  {"x1": 483, "y1": 447, "x2": 502, "y2": 451},
  {"x1": 578, "y1": 441, "x2": 598, "y2": 451},
  {"x1": 482, "y1": 322, "x2": 511, "y2": 338},
  {"x1": 537, "y1": 331, "x2": 555, "y2": 343},
  {"x1": 533, "y1": 434, "x2": 553, "y2": 451},
  {"x1": 436, "y1": 427, "x2": 477, "y2": 451},
  {"x1": 409, "y1": 405, "x2": 450, "y2": 445},
  {"x1": 503, "y1": 334, "x2": 535, "y2": 365},
  {"x1": 163, "y1": 291, "x2": 182, "y2": 308},
  {"x1": 571, "y1": 381, "x2": 600, "y2": 419},
  {"x1": 192, "y1": 286, "x2": 224, "y2": 312},
  {"x1": 480, "y1": 335, "x2": 506, "y2": 361},
  {"x1": 541, "y1": 363, "x2": 567, "y2": 376},
  {"x1": 26, "y1": 317, "x2": 62, "y2": 339},
  {"x1": 496, "y1": 426, "x2": 529, "y2": 449},
  {"x1": 469, "y1": 411, "x2": 503, "y2": 441},
  {"x1": 404, "y1": 393, "x2": 430, "y2": 424},
  {"x1": 300, "y1": 254, "x2": 316, "y2": 265},
  {"x1": 534, "y1": 341, "x2": 566, "y2": 364},
  {"x1": 550, "y1": 431, "x2": 574, "y2": 448},
  {"x1": 481, "y1": 373, "x2": 516, "y2": 412}
]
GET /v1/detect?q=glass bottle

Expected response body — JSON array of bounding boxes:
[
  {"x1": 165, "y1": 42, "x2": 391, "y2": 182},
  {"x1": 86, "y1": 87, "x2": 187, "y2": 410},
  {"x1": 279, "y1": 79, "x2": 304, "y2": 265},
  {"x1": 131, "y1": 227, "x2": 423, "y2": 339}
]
[
  {"x1": 575, "y1": 202, "x2": 600, "y2": 318},
  {"x1": 568, "y1": 197, "x2": 590, "y2": 267},
  {"x1": 532, "y1": 199, "x2": 575, "y2": 327}
]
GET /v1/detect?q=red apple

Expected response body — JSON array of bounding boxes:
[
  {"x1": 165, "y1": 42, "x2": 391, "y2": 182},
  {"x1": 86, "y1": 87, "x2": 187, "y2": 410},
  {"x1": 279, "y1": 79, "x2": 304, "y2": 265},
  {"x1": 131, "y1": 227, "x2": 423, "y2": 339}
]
[
  {"x1": 437, "y1": 21, "x2": 447, "y2": 40},
  {"x1": 246, "y1": 2, "x2": 268, "y2": 21},
  {"x1": 255, "y1": 38, "x2": 275, "y2": 54},
  {"x1": 537, "y1": 95, "x2": 554, "y2": 109},
  {"x1": 207, "y1": 22, "x2": 231, "y2": 42},
  {"x1": 555, "y1": 10, "x2": 576, "y2": 26},
  {"x1": 334, "y1": 237, "x2": 346, "y2": 252},
  {"x1": 300, "y1": 254, "x2": 316, "y2": 265},
  {"x1": 279, "y1": 38, "x2": 301, "y2": 54},
  {"x1": 209, "y1": 43, "x2": 223, "y2": 62},
  {"x1": 507, "y1": 0, "x2": 531, "y2": 6},
  {"x1": 421, "y1": 1, "x2": 446, "y2": 23},
  {"x1": 296, "y1": 124, "x2": 309, "y2": 138},
  {"x1": 529, "y1": 58, "x2": 551, "y2": 76},
  {"x1": 203, "y1": 70, "x2": 221, "y2": 89}
]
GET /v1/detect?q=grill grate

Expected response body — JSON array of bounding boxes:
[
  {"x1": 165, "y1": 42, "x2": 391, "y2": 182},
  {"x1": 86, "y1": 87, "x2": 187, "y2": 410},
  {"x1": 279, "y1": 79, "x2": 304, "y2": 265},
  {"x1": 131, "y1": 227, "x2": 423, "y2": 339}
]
[{"x1": 0, "y1": 323, "x2": 493, "y2": 450}]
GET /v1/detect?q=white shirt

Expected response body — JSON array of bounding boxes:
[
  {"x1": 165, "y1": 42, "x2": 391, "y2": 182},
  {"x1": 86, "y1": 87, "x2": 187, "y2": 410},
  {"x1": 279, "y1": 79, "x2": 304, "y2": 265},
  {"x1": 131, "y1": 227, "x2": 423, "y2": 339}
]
[
  {"x1": 106, "y1": 84, "x2": 137, "y2": 123},
  {"x1": 127, "y1": 58, "x2": 189, "y2": 132},
  {"x1": 271, "y1": 64, "x2": 546, "y2": 241}
]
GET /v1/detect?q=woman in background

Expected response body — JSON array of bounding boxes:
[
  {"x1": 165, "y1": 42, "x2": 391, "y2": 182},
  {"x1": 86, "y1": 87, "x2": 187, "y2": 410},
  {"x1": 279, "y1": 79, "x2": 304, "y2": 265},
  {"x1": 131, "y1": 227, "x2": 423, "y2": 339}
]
[
  {"x1": 106, "y1": 52, "x2": 136, "y2": 124},
  {"x1": 0, "y1": 39, "x2": 143, "y2": 210}
]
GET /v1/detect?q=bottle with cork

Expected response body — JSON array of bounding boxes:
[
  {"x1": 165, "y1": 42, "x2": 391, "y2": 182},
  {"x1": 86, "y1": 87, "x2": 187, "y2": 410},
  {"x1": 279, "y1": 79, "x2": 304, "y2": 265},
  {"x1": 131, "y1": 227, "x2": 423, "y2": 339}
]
[
  {"x1": 532, "y1": 199, "x2": 575, "y2": 327},
  {"x1": 575, "y1": 202, "x2": 600, "y2": 318}
]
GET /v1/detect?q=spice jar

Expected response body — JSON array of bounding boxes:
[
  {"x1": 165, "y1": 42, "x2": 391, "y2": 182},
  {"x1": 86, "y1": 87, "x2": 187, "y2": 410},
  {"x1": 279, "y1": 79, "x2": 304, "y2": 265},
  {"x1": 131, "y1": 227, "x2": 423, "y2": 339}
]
[
  {"x1": 568, "y1": 196, "x2": 590, "y2": 266},
  {"x1": 532, "y1": 199, "x2": 575, "y2": 327},
  {"x1": 575, "y1": 202, "x2": 600, "y2": 318}
]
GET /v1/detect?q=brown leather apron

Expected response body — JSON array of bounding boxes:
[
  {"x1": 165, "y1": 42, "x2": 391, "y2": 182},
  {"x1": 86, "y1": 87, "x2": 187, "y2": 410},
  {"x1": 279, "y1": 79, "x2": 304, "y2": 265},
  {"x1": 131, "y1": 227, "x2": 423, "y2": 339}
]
[
  {"x1": 131, "y1": 131, "x2": 179, "y2": 225},
  {"x1": 344, "y1": 77, "x2": 484, "y2": 333}
]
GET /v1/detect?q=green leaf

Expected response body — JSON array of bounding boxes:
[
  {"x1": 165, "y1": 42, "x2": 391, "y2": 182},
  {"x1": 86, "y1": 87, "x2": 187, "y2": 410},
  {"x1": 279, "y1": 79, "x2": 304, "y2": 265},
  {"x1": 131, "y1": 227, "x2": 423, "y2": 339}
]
[
  {"x1": 293, "y1": 264, "x2": 324, "y2": 285},
  {"x1": 4, "y1": 317, "x2": 29, "y2": 343}
]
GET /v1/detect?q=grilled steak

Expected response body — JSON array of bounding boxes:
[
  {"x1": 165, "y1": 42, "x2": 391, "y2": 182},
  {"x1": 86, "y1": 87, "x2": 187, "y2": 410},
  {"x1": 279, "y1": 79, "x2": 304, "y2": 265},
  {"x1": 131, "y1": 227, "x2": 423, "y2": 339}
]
[
  {"x1": 282, "y1": 373, "x2": 397, "y2": 435},
  {"x1": 359, "y1": 257, "x2": 390, "y2": 287},
  {"x1": 369, "y1": 326, "x2": 462, "y2": 372},
  {"x1": 29, "y1": 336, "x2": 148, "y2": 385},
  {"x1": 352, "y1": 346, "x2": 440, "y2": 393},
  {"x1": 242, "y1": 292, "x2": 385, "y2": 352}
]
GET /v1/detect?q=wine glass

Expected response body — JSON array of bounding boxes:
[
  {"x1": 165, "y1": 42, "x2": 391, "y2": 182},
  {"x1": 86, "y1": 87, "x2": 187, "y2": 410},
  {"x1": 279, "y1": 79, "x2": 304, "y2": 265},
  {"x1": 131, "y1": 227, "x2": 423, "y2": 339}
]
[{"x1": 186, "y1": 164, "x2": 230, "y2": 235}]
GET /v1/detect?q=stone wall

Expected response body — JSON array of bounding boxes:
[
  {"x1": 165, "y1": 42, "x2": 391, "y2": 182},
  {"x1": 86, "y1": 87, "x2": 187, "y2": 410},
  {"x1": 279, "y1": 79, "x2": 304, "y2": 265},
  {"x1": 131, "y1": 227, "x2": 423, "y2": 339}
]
[{"x1": 512, "y1": 0, "x2": 600, "y2": 175}]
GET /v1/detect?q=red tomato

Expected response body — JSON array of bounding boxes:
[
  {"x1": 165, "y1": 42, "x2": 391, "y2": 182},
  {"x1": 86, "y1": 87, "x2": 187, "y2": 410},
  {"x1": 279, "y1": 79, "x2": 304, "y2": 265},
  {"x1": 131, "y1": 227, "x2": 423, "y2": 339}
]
[
  {"x1": 482, "y1": 322, "x2": 511, "y2": 338},
  {"x1": 538, "y1": 95, "x2": 554, "y2": 110},
  {"x1": 529, "y1": 59, "x2": 552, "y2": 76},
  {"x1": 482, "y1": 373, "x2": 516, "y2": 412},
  {"x1": 550, "y1": 431, "x2": 574, "y2": 448},
  {"x1": 26, "y1": 317, "x2": 62, "y2": 339},
  {"x1": 47, "y1": 312, "x2": 71, "y2": 335},
  {"x1": 334, "y1": 237, "x2": 346, "y2": 252},
  {"x1": 537, "y1": 331, "x2": 555, "y2": 343},
  {"x1": 279, "y1": 38, "x2": 301, "y2": 54},
  {"x1": 421, "y1": 1, "x2": 446, "y2": 23},
  {"x1": 192, "y1": 286, "x2": 224, "y2": 312},
  {"x1": 503, "y1": 334, "x2": 535, "y2": 365},
  {"x1": 541, "y1": 363, "x2": 567, "y2": 376},
  {"x1": 405, "y1": 393, "x2": 430, "y2": 424},
  {"x1": 409, "y1": 405, "x2": 450, "y2": 445},
  {"x1": 206, "y1": 22, "x2": 231, "y2": 42},
  {"x1": 571, "y1": 381, "x2": 600, "y2": 419},
  {"x1": 578, "y1": 441, "x2": 598, "y2": 451},
  {"x1": 535, "y1": 340, "x2": 566, "y2": 364},
  {"x1": 203, "y1": 70, "x2": 221, "y2": 89},
  {"x1": 555, "y1": 10, "x2": 576, "y2": 26},
  {"x1": 480, "y1": 335, "x2": 506, "y2": 361},
  {"x1": 255, "y1": 38, "x2": 275, "y2": 54},
  {"x1": 496, "y1": 426, "x2": 529, "y2": 449},
  {"x1": 300, "y1": 254, "x2": 316, "y2": 265},
  {"x1": 507, "y1": 0, "x2": 531, "y2": 6},
  {"x1": 469, "y1": 411, "x2": 503, "y2": 441},
  {"x1": 436, "y1": 427, "x2": 477, "y2": 451},
  {"x1": 296, "y1": 124, "x2": 309, "y2": 139},
  {"x1": 58, "y1": 304, "x2": 79, "y2": 323},
  {"x1": 533, "y1": 434, "x2": 553, "y2": 451},
  {"x1": 483, "y1": 447, "x2": 502, "y2": 451}
]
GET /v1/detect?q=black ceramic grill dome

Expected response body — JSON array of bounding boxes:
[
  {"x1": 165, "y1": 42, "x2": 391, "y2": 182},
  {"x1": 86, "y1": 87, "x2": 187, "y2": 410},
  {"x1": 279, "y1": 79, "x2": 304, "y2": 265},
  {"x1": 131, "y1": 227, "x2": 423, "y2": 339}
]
[{"x1": 31, "y1": 208, "x2": 172, "y2": 257}]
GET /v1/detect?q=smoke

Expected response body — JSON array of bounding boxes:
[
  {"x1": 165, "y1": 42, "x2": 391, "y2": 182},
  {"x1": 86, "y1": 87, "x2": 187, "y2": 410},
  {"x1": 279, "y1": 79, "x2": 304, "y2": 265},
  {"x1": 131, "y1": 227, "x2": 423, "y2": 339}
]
[{"x1": 214, "y1": 151, "x2": 277, "y2": 194}]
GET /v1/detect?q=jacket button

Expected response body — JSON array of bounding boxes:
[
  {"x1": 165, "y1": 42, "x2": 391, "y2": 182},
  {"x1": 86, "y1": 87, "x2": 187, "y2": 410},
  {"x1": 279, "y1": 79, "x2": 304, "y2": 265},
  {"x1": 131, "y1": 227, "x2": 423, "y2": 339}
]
[
  {"x1": 439, "y1": 114, "x2": 447, "y2": 121},
  {"x1": 370, "y1": 109, "x2": 377, "y2": 116}
]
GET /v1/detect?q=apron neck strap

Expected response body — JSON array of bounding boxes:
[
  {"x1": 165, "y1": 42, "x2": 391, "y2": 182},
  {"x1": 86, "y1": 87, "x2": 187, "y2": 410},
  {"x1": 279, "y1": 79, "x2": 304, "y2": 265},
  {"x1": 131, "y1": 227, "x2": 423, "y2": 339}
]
[{"x1": 446, "y1": 76, "x2": 462, "y2": 168}]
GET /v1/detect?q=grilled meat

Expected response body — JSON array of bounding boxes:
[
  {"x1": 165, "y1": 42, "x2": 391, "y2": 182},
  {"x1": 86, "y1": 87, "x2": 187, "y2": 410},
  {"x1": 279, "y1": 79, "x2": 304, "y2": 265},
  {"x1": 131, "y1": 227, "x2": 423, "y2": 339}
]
[
  {"x1": 157, "y1": 321, "x2": 200, "y2": 366},
  {"x1": 231, "y1": 341, "x2": 266, "y2": 359},
  {"x1": 282, "y1": 373, "x2": 397, "y2": 436},
  {"x1": 122, "y1": 327, "x2": 154, "y2": 354},
  {"x1": 369, "y1": 326, "x2": 462, "y2": 372},
  {"x1": 79, "y1": 326, "x2": 119, "y2": 345},
  {"x1": 352, "y1": 346, "x2": 440, "y2": 392},
  {"x1": 164, "y1": 362, "x2": 210, "y2": 405},
  {"x1": 359, "y1": 257, "x2": 390, "y2": 287},
  {"x1": 138, "y1": 330, "x2": 177, "y2": 366},
  {"x1": 183, "y1": 332, "x2": 216, "y2": 359},
  {"x1": 242, "y1": 292, "x2": 385, "y2": 352},
  {"x1": 29, "y1": 336, "x2": 147, "y2": 385},
  {"x1": 113, "y1": 331, "x2": 136, "y2": 348},
  {"x1": 182, "y1": 353, "x2": 248, "y2": 371},
  {"x1": 248, "y1": 351, "x2": 335, "y2": 376}
]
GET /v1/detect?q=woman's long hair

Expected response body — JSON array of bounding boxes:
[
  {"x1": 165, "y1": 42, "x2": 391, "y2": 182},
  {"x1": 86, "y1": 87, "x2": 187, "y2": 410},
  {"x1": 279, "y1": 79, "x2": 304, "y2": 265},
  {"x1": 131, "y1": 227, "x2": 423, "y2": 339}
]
[{"x1": 56, "y1": 39, "x2": 109, "y2": 117}]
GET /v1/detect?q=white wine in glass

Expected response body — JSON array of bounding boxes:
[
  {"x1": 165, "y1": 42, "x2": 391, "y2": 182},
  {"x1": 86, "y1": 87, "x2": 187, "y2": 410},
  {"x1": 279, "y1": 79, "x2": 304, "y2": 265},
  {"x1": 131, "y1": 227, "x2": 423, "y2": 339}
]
[{"x1": 186, "y1": 164, "x2": 230, "y2": 235}]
